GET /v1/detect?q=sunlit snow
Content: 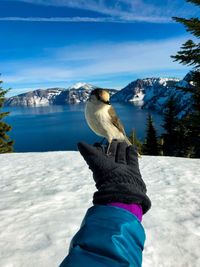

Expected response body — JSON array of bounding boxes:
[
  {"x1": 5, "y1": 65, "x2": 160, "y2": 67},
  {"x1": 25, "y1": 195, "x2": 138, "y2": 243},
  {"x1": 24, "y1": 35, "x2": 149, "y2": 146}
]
[
  {"x1": 68, "y1": 82, "x2": 95, "y2": 90},
  {"x1": 0, "y1": 152, "x2": 200, "y2": 267}
]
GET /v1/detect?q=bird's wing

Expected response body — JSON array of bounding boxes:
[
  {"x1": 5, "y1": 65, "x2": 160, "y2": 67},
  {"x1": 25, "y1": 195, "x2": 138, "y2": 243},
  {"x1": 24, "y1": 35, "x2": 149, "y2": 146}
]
[{"x1": 108, "y1": 106, "x2": 126, "y2": 136}]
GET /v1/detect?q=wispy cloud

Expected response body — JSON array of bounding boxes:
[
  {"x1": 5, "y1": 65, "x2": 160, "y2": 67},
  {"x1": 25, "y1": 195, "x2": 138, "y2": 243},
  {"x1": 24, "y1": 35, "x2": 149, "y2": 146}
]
[
  {"x1": 0, "y1": 16, "x2": 172, "y2": 23},
  {"x1": 3, "y1": 37, "x2": 190, "y2": 91},
  {"x1": 0, "y1": 17, "x2": 117, "y2": 23},
  {"x1": 6, "y1": 0, "x2": 198, "y2": 24}
]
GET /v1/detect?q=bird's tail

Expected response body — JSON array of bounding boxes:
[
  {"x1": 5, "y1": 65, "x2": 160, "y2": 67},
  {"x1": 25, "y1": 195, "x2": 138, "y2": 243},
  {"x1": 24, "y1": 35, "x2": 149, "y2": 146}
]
[{"x1": 125, "y1": 136, "x2": 132, "y2": 145}]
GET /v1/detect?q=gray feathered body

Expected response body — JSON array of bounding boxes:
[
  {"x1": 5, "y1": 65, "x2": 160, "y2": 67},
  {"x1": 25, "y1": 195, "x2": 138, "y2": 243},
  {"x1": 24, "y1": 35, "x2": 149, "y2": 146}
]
[{"x1": 85, "y1": 101, "x2": 130, "y2": 144}]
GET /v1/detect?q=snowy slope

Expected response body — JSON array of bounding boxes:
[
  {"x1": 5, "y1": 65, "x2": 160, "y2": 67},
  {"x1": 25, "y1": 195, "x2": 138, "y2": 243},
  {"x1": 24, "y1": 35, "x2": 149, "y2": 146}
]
[
  {"x1": 0, "y1": 152, "x2": 200, "y2": 267},
  {"x1": 5, "y1": 83, "x2": 117, "y2": 106},
  {"x1": 111, "y1": 76, "x2": 192, "y2": 117},
  {"x1": 68, "y1": 82, "x2": 95, "y2": 90}
]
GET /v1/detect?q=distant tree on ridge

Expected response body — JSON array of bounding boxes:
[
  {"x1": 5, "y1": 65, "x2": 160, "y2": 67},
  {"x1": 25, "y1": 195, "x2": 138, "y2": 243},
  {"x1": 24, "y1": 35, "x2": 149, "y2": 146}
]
[{"x1": 143, "y1": 114, "x2": 159, "y2": 156}]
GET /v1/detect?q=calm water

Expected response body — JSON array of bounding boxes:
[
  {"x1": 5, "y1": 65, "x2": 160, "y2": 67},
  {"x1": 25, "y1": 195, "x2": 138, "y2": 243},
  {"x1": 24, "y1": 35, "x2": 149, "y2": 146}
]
[{"x1": 4, "y1": 103, "x2": 163, "y2": 152}]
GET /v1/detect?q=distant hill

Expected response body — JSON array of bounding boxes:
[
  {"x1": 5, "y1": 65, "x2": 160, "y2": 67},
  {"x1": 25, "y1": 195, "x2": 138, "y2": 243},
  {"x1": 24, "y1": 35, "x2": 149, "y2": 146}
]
[
  {"x1": 111, "y1": 73, "x2": 193, "y2": 117},
  {"x1": 5, "y1": 74, "x2": 193, "y2": 117},
  {"x1": 5, "y1": 83, "x2": 117, "y2": 106}
]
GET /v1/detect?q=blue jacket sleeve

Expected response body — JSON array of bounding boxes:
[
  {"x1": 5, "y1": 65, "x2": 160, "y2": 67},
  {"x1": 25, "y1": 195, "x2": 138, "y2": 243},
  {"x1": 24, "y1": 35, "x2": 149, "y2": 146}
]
[{"x1": 59, "y1": 205, "x2": 146, "y2": 267}]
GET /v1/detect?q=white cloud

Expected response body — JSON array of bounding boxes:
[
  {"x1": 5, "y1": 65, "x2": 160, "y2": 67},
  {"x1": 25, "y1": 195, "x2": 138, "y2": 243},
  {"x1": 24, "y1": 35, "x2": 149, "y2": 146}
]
[
  {"x1": 3, "y1": 37, "x2": 190, "y2": 88},
  {"x1": 0, "y1": 16, "x2": 172, "y2": 23},
  {"x1": 0, "y1": 17, "x2": 115, "y2": 23},
  {"x1": 6, "y1": 0, "x2": 198, "y2": 24}
]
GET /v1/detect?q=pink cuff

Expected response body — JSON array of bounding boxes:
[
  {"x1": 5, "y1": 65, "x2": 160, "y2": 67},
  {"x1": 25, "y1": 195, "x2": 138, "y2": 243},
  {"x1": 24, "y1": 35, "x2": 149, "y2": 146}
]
[{"x1": 108, "y1": 202, "x2": 143, "y2": 222}]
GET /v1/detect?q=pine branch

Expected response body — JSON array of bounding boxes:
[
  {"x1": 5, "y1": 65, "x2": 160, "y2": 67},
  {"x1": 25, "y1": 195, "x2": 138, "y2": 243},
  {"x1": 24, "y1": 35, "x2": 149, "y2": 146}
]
[
  {"x1": 171, "y1": 0, "x2": 200, "y2": 157},
  {"x1": 172, "y1": 17, "x2": 200, "y2": 37},
  {"x1": 0, "y1": 78, "x2": 14, "y2": 153},
  {"x1": 187, "y1": 0, "x2": 200, "y2": 7},
  {"x1": 0, "y1": 111, "x2": 10, "y2": 120},
  {"x1": 171, "y1": 40, "x2": 200, "y2": 68}
]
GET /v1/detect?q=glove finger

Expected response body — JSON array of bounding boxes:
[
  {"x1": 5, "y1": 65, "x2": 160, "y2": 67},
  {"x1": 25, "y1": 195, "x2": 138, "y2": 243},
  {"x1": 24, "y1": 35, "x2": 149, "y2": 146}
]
[
  {"x1": 126, "y1": 145, "x2": 138, "y2": 167},
  {"x1": 77, "y1": 142, "x2": 100, "y2": 159},
  {"x1": 116, "y1": 142, "x2": 128, "y2": 164},
  {"x1": 93, "y1": 142, "x2": 106, "y2": 153},
  {"x1": 108, "y1": 140, "x2": 118, "y2": 158}
]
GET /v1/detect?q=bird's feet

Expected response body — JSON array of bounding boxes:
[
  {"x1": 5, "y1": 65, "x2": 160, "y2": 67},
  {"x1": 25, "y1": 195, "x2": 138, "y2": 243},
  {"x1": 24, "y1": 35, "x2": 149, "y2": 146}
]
[{"x1": 106, "y1": 143, "x2": 111, "y2": 156}]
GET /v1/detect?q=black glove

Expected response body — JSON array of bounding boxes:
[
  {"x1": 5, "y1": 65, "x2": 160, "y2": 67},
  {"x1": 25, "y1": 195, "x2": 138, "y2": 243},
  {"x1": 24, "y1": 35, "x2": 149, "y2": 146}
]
[{"x1": 77, "y1": 141, "x2": 151, "y2": 214}]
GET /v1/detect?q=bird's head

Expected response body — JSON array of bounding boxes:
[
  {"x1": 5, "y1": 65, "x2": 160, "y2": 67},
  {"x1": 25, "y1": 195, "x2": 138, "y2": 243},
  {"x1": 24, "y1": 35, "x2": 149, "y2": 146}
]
[{"x1": 89, "y1": 88, "x2": 111, "y2": 105}]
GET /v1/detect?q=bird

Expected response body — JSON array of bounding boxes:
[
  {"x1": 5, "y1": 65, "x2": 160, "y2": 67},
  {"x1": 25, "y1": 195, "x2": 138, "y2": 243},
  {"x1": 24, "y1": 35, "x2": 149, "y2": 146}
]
[{"x1": 85, "y1": 88, "x2": 132, "y2": 153}]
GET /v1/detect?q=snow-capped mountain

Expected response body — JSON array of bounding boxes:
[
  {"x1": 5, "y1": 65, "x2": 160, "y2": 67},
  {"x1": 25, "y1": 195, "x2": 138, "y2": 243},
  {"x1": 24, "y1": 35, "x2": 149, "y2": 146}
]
[
  {"x1": 66, "y1": 82, "x2": 97, "y2": 104},
  {"x1": 5, "y1": 75, "x2": 193, "y2": 116},
  {"x1": 111, "y1": 75, "x2": 192, "y2": 117},
  {"x1": 5, "y1": 83, "x2": 117, "y2": 106},
  {"x1": 68, "y1": 82, "x2": 95, "y2": 90},
  {"x1": 5, "y1": 88, "x2": 64, "y2": 107}
]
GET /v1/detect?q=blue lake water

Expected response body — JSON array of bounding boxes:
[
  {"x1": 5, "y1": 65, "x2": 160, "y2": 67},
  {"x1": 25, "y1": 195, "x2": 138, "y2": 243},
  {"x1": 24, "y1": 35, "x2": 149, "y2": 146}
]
[{"x1": 4, "y1": 103, "x2": 164, "y2": 152}]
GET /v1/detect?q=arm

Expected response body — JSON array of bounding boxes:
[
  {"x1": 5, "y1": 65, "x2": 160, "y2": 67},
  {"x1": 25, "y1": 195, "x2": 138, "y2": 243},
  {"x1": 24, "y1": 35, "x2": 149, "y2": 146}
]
[
  {"x1": 59, "y1": 141, "x2": 151, "y2": 267},
  {"x1": 60, "y1": 205, "x2": 145, "y2": 267}
]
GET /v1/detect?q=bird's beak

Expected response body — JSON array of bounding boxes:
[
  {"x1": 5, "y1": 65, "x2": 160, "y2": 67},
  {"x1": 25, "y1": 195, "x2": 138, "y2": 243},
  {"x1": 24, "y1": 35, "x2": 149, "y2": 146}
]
[{"x1": 101, "y1": 100, "x2": 111, "y2": 105}]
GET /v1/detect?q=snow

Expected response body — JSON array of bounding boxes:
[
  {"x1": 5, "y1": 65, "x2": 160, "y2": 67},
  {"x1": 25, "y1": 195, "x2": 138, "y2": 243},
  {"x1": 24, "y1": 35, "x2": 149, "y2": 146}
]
[
  {"x1": 128, "y1": 91, "x2": 144, "y2": 102},
  {"x1": 0, "y1": 152, "x2": 200, "y2": 267},
  {"x1": 158, "y1": 77, "x2": 179, "y2": 86},
  {"x1": 68, "y1": 82, "x2": 94, "y2": 90},
  {"x1": 32, "y1": 96, "x2": 50, "y2": 106}
]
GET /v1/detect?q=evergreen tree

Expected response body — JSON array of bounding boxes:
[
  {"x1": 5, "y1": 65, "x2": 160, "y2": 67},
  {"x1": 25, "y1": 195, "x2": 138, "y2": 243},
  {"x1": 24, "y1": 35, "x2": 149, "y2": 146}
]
[
  {"x1": 129, "y1": 129, "x2": 143, "y2": 154},
  {"x1": 161, "y1": 97, "x2": 179, "y2": 156},
  {"x1": 171, "y1": 0, "x2": 200, "y2": 157},
  {"x1": 143, "y1": 114, "x2": 159, "y2": 155},
  {"x1": 175, "y1": 117, "x2": 195, "y2": 157},
  {"x1": 188, "y1": 71, "x2": 200, "y2": 157},
  {"x1": 172, "y1": 0, "x2": 200, "y2": 68},
  {"x1": 0, "y1": 79, "x2": 13, "y2": 153}
]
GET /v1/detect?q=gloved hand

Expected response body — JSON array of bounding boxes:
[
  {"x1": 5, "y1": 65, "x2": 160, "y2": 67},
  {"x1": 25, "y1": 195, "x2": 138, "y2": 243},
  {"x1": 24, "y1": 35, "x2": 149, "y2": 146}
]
[{"x1": 77, "y1": 140, "x2": 151, "y2": 214}]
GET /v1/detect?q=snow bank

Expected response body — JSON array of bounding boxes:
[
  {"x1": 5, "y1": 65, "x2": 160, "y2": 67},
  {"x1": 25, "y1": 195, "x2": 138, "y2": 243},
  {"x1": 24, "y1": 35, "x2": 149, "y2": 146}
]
[{"x1": 0, "y1": 152, "x2": 200, "y2": 267}]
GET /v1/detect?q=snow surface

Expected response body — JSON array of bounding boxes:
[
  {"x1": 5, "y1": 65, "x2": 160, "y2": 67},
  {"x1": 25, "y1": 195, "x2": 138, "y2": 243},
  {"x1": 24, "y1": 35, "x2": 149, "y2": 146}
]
[
  {"x1": 128, "y1": 91, "x2": 144, "y2": 102},
  {"x1": 68, "y1": 82, "x2": 94, "y2": 90},
  {"x1": 0, "y1": 152, "x2": 200, "y2": 267}
]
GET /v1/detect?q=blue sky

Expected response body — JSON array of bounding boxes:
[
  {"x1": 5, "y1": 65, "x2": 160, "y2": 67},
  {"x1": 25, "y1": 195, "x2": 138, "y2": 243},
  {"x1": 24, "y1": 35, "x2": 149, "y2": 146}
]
[{"x1": 0, "y1": 0, "x2": 198, "y2": 96}]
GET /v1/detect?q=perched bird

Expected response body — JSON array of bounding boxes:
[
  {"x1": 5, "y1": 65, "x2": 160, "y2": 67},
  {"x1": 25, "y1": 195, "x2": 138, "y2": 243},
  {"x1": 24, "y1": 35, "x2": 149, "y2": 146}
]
[{"x1": 85, "y1": 88, "x2": 131, "y2": 151}]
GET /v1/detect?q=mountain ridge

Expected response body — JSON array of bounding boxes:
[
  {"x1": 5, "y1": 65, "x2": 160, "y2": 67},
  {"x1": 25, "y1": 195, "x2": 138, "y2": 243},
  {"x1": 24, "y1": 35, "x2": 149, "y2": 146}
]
[
  {"x1": 5, "y1": 75, "x2": 193, "y2": 117},
  {"x1": 5, "y1": 83, "x2": 117, "y2": 106},
  {"x1": 111, "y1": 74, "x2": 192, "y2": 117}
]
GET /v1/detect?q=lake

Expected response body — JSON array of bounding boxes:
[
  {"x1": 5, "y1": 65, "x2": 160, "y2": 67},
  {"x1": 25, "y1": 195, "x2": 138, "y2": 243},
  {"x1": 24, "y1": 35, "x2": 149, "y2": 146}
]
[{"x1": 4, "y1": 103, "x2": 164, "y2": 152}]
